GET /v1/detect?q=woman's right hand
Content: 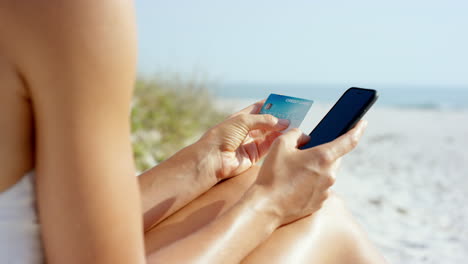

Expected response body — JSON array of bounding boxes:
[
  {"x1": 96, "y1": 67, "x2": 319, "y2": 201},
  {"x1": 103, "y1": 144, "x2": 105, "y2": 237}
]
[{"x1": 253, "y1": 120, "x2": 368, "y2": 225}]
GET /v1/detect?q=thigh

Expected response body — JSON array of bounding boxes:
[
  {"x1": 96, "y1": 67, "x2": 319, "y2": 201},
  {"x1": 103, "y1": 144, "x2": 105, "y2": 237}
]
[
  {"x1": 145, "y1": 167, "x2": 386, "y2": 264},
  {"x1": 144, "y1": 166, "x2": 259, "y2": 254},
  {"x1": 241, "y1": 194, "x2": 386, "y2": 264}
]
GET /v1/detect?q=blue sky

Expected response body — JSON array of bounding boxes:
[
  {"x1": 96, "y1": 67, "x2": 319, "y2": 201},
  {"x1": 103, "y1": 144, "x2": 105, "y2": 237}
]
[{"x1": 136, "y1": 0, "x2": 468, "y2": 87}]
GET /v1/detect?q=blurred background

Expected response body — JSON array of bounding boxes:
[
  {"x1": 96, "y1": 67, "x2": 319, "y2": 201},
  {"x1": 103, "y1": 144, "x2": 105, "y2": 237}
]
[{"x1": 132, "y1": 1, "x2": 468, "y2": 263}]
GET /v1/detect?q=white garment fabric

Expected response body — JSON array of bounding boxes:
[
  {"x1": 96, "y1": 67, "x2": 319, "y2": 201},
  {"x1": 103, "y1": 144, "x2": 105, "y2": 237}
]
[{"x1": 0, "y1": 172, "x2": 43, "y2": 264}]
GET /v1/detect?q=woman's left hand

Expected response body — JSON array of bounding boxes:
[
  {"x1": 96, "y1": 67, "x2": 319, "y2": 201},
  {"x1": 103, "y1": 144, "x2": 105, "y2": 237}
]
[{"x1": 198, "y1": 100, "x2": 290, "y2": 181}]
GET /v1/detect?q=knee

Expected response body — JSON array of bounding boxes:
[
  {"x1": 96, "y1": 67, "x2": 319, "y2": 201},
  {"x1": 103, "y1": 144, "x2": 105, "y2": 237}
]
[
  {"x1": 282, "y1": 191, "x2": 349, "y2": 234},
  {"x1": 279, "y1": 192, "x2": 386, "y2": 264},
  {"x1": 321, "y1": 190, "x2": 347, "y2": 213},
  {"x1": 303, "y1": 191, "x2": 356, "y2": 235}
]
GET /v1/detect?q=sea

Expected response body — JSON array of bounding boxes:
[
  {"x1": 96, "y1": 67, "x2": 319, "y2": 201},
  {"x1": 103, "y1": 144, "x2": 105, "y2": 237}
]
[{"x1": 212, "y1": 83, "x2": 468, "y2": 110}]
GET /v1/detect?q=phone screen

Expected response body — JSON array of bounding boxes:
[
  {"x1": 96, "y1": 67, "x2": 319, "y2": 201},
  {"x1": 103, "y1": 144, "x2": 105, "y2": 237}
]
[{"x1": 300, "y1": 88, "x2": 377, "y2": 149}]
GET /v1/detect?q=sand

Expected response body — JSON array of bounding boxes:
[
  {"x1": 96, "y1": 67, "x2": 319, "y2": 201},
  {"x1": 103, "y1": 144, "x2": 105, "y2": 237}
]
[{"x1": 215, "y1": 98, "x2": 468, "y2": 264}]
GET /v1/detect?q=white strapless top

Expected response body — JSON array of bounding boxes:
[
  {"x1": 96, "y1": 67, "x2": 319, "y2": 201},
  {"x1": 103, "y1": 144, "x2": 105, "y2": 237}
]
[{"x1": 0, "y1": 172, "x2": 43, "y2": 263}]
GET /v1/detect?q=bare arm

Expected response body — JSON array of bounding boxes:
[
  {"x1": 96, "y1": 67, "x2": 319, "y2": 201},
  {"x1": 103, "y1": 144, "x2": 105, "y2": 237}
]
[
  {"x1": 148, "y1": 123, "x2": 368, "y2": 263},
  {"x1": 140, "y1": 141, "x2": 219, "y2": 230},
  {"x1": 140, "y1": 102, "x2": 289, "y2": 231},
  {"x1": 4, "y1": 1, "x2": 144, "y2": 263}
]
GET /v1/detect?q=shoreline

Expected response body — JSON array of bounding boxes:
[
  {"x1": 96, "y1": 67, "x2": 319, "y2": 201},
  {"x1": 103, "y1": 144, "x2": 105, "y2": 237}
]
[{"x1": 214, "y1": 96, "x2": 468, "y2": 113}]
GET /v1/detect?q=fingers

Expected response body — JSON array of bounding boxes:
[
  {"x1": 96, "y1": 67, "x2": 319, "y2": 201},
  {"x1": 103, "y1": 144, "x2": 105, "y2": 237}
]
[
  {"x1": 318, "y1": 119, "x2": 368, "y2": 160},
  {"x1": 236, "y1": 113, "x2": 290, "y2": 132},
  {"x1": 249, "y1": 129, "x2": 267, "y2": 139},
  {"x1": 276, "y1": 128, "x2": 310, "y2": 148},
  {"x1": 230, "y1": 99, "x2": 266, "y2": 118},
  {"x1": 297, "y1": 131, "x2": 311, "y2": 147},
  {"x1": 256, "y1": 131, "x2": 282, "y2": 157}
]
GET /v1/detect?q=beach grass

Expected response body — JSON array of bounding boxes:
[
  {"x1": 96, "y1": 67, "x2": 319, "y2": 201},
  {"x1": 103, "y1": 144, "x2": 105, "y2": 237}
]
[{"x1": 131, "y1": 75, "x2": 226, "y2": 172}]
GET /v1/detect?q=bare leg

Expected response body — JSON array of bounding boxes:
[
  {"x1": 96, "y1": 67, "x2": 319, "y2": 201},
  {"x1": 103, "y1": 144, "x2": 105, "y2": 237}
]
[
  {"x1": 242, "y1": 187, "x2": 387, "y2": 263},
  {"x1": 144, "y1": 166, "x2": 387, "y2": 263},
  {"x1": 144, "y1": 166, "x2": 259, "y2": 254}
]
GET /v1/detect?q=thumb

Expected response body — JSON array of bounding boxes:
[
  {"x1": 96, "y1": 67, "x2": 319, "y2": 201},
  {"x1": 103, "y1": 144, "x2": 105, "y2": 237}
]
[
  {"x1": 234, "y1": 114, "x2": 290, "y2": 132},
  {"x1": 275, "y1": 128, "x2": 310, "y2": 149}
]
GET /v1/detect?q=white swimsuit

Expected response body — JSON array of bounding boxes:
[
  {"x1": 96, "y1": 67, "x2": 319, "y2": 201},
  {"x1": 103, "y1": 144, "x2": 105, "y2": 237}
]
[{"x1": 0, "y1": 172, "x2": 43, "y2": 263}]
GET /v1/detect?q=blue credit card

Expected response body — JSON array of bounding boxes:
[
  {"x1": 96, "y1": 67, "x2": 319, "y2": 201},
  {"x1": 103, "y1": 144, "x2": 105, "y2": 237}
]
[{"x1": 259, "y1": 94, "x2": 313, "y2": 131}]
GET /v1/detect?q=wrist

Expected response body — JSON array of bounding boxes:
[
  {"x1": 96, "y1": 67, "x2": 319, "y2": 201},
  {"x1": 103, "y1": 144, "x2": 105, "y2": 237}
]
[
  {"x1": 139, "y1": 141, "x2": 220, "y2": 230},
  {"x1": 192, "y1": 136, "x2": 224, "y2": 182},
  {"x1": 239, "y1": 186, "x2": 283, "y2": 231},
  {"x1": 183, "y1": 140, "x2": 220, "y2": 186},
  {"x1": 146, "y1": 140, "x2": 219, "y2": 193}
]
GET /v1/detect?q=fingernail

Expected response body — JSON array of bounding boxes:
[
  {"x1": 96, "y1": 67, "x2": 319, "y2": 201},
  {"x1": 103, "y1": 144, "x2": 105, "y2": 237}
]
[{"x1": 278, "y1": 119, "x2": 290, "y2": 127}]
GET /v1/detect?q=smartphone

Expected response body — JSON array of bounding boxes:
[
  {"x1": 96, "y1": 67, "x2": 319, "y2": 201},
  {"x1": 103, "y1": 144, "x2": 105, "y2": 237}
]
[{"x1": 299, "y1": 87, "x2": 378, "y2": 150}]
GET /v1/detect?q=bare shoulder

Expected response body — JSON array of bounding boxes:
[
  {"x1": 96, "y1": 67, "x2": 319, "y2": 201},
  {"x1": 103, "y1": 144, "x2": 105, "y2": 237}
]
[
  {"x1": 0, "y1": 1, "x2": 145, "y2": 262},
  {"x1": 0, "y1": 0, "x2": 138, "y2": 136},
  {"x1": 0, "y1": 0, "x2": 137, "y2": 96}
]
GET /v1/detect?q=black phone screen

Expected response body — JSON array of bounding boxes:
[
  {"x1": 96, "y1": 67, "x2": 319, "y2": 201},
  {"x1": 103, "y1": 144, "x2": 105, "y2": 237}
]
[{"x1": 300, "y1": 88, "x2": 377, "y2": 150}]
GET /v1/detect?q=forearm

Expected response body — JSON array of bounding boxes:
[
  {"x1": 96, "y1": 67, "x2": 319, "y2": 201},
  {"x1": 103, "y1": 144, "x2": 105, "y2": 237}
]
[
  {"x1": 147, "y1": 187, "x2": 280, "y2": 263},
  {"x1": 139, "y1": 141, "x2": 218, "y2": 230}
]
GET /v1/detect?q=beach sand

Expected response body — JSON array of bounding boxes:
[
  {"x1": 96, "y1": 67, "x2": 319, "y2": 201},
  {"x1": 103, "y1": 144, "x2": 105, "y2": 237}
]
[{"x1": 216, "y1": 98, "x2": 468, "y2": 264}]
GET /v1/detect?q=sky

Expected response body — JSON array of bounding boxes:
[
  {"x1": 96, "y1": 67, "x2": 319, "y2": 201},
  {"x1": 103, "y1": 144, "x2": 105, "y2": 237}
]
[{"x1": 135, "y1": 0, "x2": 468, "y2": 87}]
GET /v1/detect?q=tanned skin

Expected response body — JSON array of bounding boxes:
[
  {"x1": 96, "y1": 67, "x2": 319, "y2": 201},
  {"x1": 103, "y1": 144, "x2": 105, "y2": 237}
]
[
  {"x1": 0, "y1": 1, "x2": 387, "y2": 263},
  {"x1": 1, "y1": 1, "x2": 144, "y2": 263}
]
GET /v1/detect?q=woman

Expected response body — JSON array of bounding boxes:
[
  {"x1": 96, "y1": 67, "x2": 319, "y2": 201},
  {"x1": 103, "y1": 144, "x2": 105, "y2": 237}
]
[{"x1": 0, "y1": 1, "x2": 386, "y2": 263}]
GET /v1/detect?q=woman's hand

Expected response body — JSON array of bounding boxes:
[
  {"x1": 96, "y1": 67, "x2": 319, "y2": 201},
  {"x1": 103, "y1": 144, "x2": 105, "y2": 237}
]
[
  {"x1": 252, "y1": 120, "x2": 368, "y2": 225},
  {"x1": 199, "y1": 100, "x2": 290, "y2": 181},
  {"x1": 141, "y1": 100, "x2": 289, "y2": 229}
]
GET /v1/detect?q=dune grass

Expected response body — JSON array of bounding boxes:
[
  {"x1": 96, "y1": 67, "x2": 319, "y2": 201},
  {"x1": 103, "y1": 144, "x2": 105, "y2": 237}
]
[{"x1": 131, "y1": 75, "x2": 226, "y2": 172}]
